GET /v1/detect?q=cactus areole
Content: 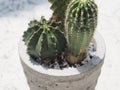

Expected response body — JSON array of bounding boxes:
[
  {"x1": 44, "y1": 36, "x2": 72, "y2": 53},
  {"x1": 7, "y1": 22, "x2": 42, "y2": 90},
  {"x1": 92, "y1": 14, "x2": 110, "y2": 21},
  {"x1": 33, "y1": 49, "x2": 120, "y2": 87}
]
[
  {"x1": 65, "y1": 0, "x2": 98, "y2": 64},
  {"x1": 23, "y1": 17, "x2": 67, "y2": 64}
]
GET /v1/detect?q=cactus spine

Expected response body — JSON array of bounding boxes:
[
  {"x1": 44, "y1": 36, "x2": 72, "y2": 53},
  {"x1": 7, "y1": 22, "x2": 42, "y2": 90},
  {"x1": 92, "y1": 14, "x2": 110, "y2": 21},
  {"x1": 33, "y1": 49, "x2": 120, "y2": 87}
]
[
  {"x1": 48, "y1": 0, "x2": 71, "y2": 21},
  {"x1": 65, "y1": 0, "x2": 98, "y2": 64},
  {"x1": 23, "y1": 17, "x2": 67, "y2": 64}
]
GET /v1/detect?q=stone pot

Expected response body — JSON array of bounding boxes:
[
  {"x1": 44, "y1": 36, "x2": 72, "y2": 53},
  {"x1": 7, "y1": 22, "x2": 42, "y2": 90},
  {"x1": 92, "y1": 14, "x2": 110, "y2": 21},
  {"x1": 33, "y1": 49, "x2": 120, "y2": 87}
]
[{"x1": 19, "y1": 31, "x2": 105, "y2": 90}]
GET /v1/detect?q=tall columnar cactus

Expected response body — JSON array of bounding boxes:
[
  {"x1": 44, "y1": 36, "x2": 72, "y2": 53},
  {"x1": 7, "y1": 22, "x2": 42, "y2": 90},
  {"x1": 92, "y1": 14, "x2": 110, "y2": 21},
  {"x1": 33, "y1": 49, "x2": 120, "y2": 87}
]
[
  {"x1": 48, "y1": 0, "x2": 71, "y2": 22},
  {"x1": 65, "y1": 0, "x2": 98, "y2": 64},
  {"x1": 23, "y1": 17, "x2": 67, "y2": 64}
]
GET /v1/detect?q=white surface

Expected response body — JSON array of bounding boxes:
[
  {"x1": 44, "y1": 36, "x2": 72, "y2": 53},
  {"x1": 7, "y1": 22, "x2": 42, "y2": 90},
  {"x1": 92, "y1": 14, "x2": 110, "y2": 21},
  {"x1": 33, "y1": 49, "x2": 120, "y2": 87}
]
[{"x1": 0, "y1": 0, "x2": 120, "y2": 90}]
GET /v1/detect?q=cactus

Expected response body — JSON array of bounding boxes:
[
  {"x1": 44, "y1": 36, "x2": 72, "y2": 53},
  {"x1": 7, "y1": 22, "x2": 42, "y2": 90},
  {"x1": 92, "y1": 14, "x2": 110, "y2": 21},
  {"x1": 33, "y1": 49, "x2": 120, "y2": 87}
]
[
  {"x1": 23, "y1": 17, "x2": 67, "y2": 64},
  {"x1": 65, "y1": 0, "x2": 98, "y2": 64},
  {"x1": 48, "y1": 0, "x2": 71, "y2": 22}
]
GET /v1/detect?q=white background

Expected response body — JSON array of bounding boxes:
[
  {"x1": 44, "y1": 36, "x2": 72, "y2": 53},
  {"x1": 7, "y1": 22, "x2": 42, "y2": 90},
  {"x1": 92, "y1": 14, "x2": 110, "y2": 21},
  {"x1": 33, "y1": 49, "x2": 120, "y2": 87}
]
[{"x1": 0, "y1": 0, "x2": 120, "y2": 90}]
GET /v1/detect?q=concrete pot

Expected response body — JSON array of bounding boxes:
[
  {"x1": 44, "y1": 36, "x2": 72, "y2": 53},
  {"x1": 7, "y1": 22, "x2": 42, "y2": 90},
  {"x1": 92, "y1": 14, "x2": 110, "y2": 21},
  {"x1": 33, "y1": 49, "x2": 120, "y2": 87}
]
[{"x1": 19, "y1": 31, "x2": 105, "y2": 90}]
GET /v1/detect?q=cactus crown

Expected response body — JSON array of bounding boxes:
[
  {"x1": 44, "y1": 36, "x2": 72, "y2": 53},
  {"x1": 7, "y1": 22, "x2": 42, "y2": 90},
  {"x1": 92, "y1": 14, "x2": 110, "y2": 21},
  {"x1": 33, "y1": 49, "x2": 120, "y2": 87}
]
[
  {"x1": 23, "y1": 17, "x2": 67, "y2": 63},
  {"x1": 48, "y1": 0, "x2": 71, "y2": 22},
  {"x1": 65, "y1": 0, "x2": 98, "y2": 64}
]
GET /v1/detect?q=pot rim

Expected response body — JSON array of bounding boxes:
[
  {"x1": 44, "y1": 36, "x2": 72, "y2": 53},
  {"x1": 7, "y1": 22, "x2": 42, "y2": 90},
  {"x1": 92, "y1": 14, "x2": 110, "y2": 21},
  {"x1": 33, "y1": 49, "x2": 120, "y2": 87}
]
[{"x1": 19, "y1": 31, "x2": 106, "y2": 76}]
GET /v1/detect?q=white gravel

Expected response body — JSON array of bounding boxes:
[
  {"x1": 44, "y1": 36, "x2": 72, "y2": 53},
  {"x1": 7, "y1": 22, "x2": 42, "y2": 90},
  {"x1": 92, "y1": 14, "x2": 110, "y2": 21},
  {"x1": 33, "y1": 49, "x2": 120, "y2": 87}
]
[{"x1": 0, "y1": 0, "x2": 120, "y2": 90}]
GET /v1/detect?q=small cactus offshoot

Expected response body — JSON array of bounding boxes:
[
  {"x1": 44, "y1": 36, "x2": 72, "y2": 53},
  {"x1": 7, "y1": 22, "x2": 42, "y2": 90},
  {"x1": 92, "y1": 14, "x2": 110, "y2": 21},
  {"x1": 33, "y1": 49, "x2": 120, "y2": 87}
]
[
  {"x1": 23, "y1": 17, "x2": 67, "y2": 64},
  {"x1": 65, "y1": 0, "x2": 98, "y2": 64},
  {"x1": 48, "y1": 0, "x2": 71, "y2": 22}
]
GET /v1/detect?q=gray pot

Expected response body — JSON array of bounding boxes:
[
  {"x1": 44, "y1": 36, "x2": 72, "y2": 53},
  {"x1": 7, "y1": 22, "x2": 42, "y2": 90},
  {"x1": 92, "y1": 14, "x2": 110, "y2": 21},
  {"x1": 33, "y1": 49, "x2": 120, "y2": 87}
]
[{"x1": 19, "y1": 31, "x2": 105, "y2": 90}]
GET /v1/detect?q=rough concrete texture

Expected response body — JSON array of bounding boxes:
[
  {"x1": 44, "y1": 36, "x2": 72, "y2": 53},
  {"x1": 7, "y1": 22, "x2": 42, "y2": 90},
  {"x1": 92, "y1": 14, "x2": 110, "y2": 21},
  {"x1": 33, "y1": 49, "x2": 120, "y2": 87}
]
[{"x1": 21, "y1": 59, "x2": 103, "y2": 90}]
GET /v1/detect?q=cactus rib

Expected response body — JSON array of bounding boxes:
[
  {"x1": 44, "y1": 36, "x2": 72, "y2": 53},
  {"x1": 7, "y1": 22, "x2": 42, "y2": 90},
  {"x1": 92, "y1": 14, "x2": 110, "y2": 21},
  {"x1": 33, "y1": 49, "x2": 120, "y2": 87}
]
[{"x1": 65, "y1": 0, "x2": 98, "y2": 64}]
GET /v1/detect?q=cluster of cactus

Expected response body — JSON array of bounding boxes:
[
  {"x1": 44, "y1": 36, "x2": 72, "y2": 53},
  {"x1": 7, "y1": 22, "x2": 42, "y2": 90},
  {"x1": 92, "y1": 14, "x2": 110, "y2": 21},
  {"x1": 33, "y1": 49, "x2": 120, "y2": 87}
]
[
  {"x1": 48, "y1": 0, "x2": 71, "y2": 22},
  {"x1": 23, "y1": 0, "x2": 98, "y2": 67},
  {"x1": 23, "y1": 17, "x2": 67, "y2": 64},
  {"x1": 65, "y1": 0, "x2": 98, "y2": 64}
]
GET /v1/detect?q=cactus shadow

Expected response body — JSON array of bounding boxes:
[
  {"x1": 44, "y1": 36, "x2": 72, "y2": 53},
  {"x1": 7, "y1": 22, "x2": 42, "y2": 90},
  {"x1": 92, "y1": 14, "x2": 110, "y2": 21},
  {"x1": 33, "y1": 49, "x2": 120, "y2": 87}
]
[
  {"x1": 76, "y1": 55, "x2": 102, "y2": 73},
  {"x1": 29, "y1": 57, "x2": 40, "y2": 66}
]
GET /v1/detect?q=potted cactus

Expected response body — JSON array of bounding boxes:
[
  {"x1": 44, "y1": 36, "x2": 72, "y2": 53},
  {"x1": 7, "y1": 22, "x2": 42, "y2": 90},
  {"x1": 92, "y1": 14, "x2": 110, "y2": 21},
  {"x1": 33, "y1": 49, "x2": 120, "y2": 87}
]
[{"x1": 19, "y1": 0, "x2": 105, "y2": 90}]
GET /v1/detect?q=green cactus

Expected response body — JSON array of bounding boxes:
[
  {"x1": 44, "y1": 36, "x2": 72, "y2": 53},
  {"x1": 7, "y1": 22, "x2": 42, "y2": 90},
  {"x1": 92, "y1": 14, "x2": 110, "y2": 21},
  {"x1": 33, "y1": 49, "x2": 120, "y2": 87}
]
[
  {"x1": 65, "y1": 0, "x2": 98, "y2": 64},
  {"x1": 23, "y1": 17, "x2": 67, "y2": 64},
  {"x1": 48, "y1": 0, "x2": 71, "y2": 22}
]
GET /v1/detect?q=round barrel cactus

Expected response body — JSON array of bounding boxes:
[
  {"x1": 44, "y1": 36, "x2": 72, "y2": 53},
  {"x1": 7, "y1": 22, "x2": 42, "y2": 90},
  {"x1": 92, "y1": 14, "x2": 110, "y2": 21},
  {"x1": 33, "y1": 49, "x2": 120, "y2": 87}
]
[
  {"x1": 65, "y1": 0, "x2": 98, "y2": 64},
  {"x1": 23, "y1": 17, "x2": 67, "y2": 64}
]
